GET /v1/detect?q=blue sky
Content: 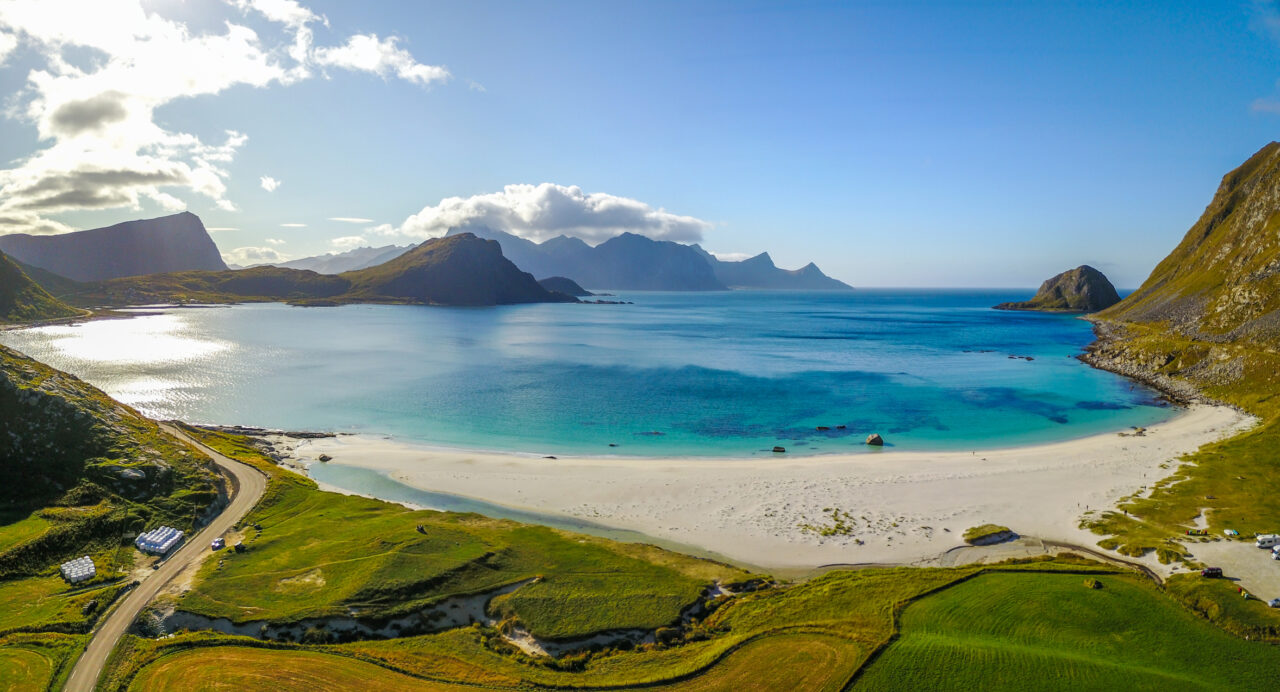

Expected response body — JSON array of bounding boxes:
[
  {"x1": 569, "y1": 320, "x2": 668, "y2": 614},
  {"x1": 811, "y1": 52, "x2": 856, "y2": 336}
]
[{"x1": 1, "y1": 0, "x2": 1278, "y2": 287}]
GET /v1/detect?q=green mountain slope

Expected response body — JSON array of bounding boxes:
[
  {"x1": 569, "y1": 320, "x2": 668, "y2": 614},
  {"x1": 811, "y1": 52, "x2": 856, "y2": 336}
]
[
  {"x1": 342, "y1": 232, "x2": 575, "y2": 305},
  {"x1": 1099, "y1": 141, "x2": 1280, "y2": 342},
  {"x1": 0, "y1": 251, "x2": 81, "y2": 324}
]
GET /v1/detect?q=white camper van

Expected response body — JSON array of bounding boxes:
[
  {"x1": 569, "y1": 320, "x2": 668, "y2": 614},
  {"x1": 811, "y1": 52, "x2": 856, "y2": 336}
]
[{"x1": 1256, "y1": 534, "x2": 1280, "y2": 549}]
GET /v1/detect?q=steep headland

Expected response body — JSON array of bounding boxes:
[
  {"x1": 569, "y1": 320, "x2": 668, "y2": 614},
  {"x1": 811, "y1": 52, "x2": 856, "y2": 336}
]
[
  {"x1": 1076, "y1": 142, "x2": 1280, "y2": 604},
  {"x1": 0, "y1": 251, "x2": 81, "y2": 323},
  {"x1": 0, "y1": 212, "x2": 227, "y2": 281},
  {"x1": 994, "y1": 265, "x2": 1120, "y2": 312},
  {"x1": 341, "y1": 233, "x2": 575, "y2": 305}
]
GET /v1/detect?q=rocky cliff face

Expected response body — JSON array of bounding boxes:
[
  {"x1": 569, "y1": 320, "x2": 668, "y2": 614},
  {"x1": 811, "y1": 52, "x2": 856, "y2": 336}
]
[
  {"x1": 1083, "y1": 142, "x2": 1280, "y2": 399},
  {"x1": 994, "y1": 265, "x2": 1120, "y2": 312},
  {"x1": 0, "y1": 211, "x2": 227, "y2": 282},
  {"x1": 0, "y1": 251, "x2": 80, "y2": 323}
]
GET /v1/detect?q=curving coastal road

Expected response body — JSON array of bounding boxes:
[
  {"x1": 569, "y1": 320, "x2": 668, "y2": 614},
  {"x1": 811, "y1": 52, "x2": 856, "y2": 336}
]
[{"x1": 63, "y1": 423, "x2": 267, "y2": 692}]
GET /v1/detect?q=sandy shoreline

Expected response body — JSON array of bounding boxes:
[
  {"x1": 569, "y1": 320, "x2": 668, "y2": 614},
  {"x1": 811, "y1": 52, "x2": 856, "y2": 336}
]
[{"x1": 272, "y1": 404, "x2": 1253, "y2": 573}]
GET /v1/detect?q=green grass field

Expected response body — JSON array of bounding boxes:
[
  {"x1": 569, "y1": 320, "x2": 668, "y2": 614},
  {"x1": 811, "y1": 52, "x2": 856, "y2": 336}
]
[
  {"x1": 0, "y1": 574, "x2": 125, "y2": 634},
  {"x1": 0, "y1": 633, "x2": 87, "y2": 691},
  {"x1": 0, "y1": 646, "x2": 53, "y2": 692},
  {"x1": 177, "y1": 428, "x2": 750, "y2": 639},
  {"x1": 118, "y1": 561, "x2": 1280, "y2": 692},
  {"x1": 852, "y1": 571, "x2": 1280, "y2": 691}
]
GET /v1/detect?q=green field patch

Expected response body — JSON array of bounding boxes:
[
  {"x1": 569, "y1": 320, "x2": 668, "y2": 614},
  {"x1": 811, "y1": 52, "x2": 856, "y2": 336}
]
[
  {"x1": 853, "y1": 571, "x2": 1280, "y2": 690},
  {"x1": 0, "y1": 645, "x2": 53, "y2": 692},
  {"x1": 0, "y1": 574, "x2": 124, "y2": 634}
]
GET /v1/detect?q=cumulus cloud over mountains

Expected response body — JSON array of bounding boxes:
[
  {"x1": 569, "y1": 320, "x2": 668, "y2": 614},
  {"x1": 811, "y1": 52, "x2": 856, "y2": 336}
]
[
  {"x1": 0, "y1": 0, "x2": 447, "y2": 235},
  {"x1": 388, "y1": 183, "x2": 712, "y2": 245}
]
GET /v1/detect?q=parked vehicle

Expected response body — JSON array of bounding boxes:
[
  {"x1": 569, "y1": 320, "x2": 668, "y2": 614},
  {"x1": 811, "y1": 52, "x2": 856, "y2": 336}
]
[
  {"x1": 1201, "y1": 567, "x2": 1223, "y2": 578},
  {"x1": 211, "y1": 537, "x2": 225, "y2": 551},
  {"x1": 1256, "y1": 534, "x2": 1280, "y2": 549},
  {"x1": 1271, "y1": 598, "x2": 1280, "y2": 608}
]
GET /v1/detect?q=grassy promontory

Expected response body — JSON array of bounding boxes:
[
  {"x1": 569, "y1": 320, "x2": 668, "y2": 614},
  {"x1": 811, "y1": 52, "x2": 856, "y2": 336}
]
[{"x1": 1076, "y1": 142, "x2": 1280, "y2": 635}]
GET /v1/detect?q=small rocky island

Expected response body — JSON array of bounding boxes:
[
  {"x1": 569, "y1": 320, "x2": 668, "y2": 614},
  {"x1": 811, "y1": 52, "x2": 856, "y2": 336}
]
[{"x1": 994, "y1": 265, "x2": 1120, "y2": 313}]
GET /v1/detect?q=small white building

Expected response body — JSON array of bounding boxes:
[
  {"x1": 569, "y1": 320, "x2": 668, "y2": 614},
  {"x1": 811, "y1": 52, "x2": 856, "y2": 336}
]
[
  {"x1": 135, "y1": 526, "x2": 184, "y2": 555},
  {"x1": 60, "y1": 556, "x2": 95, "y2": 584}
]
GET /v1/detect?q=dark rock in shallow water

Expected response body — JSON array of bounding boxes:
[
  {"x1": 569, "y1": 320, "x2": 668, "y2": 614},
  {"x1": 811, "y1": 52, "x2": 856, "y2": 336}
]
[
  {"x1": 772, "y1": 446, "x2": 786, "y2": 453},
  {"x1": 993, "y1": 265, "x2": 1121, "y2": 313},
  {"x1": 865, "y1": 433, "x2": 884, "y2": 446},
  {"x1": 318, "y1": 454, "x2": 332, "y2": 462}
]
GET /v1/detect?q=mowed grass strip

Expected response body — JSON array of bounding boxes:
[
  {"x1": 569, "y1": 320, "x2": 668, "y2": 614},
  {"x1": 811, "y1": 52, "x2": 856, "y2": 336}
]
[
  {"x1": 0, "y1": 646, "x2": 54, "y2": 692},
  {"x1": 662, "y1": 633, "x2": 861, "y2": 692},
  {"x1": 127, "y1": 647, "x2": 473, "y2": 691},
  {"x1": 852, "y1": 571, "x2": 1280, "y2": 691}
]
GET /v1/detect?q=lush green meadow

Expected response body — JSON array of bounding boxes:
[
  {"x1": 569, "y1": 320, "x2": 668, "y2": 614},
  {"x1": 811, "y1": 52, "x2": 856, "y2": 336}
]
[
  {"x1": 852, "y1": 571, "x2": 1280, "y2": 691},
  {"x1": 0, "y1": 633, "x2": 87, "y2": 691},
  {"x1": 177, "y1": 427, "x2": 751, "y2": 639}
]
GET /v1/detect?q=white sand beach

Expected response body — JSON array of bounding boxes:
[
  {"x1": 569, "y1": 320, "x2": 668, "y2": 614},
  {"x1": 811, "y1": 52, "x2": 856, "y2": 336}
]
[{"x1": 281, "y1": 404, "x2": 1252, "y2": 573}]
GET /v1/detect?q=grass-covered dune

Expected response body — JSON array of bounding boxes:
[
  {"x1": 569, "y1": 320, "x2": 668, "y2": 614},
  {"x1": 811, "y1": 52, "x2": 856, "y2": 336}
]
[{"x1": 174, "y1": 428, "x2": 750, "y2": 639}]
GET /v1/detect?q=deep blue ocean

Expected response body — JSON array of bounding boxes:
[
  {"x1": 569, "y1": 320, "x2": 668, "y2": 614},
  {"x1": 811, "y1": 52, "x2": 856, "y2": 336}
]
[{"x1": 0, "y1": 290, "x2": 1175, "y2": 457}]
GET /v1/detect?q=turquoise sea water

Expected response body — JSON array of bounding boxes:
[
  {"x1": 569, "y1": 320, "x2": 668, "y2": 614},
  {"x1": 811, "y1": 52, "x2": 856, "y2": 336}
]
[{"x1": 0, "y1": 290, "x2": 1175, "y2": 457}]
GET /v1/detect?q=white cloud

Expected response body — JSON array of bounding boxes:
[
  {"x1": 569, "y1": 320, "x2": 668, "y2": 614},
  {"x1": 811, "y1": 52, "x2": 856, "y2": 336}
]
[
  {"x1": 1252, "y1": 97, "x2": 1280, "y2": 114},
  {"x1": 467, "y1": 80, "x2": 486, "y2": 92},
  {"x1": 222, "y1": 245, "x2": 289, "y2": 265},
  {"x1": 330, "y1": 235, "x2": 366, "y2": 249},
  {"x1": 264, "y1": 237, "x2": 285, "y2": 245},
  {"x1": 708, "y1": 251, "x2": 753, "y2": 262},
  {"x1": 387, "y1": 184, "x2": 713, "y2": 245},
  {"x1": 260, "y1": 175, "x2": 281, "y2": 191},
  {"x1": 0, "y1": 31, "x2": 16, "y2": 65},
  {"x1": 280, "y1": 222, "x2": 306, "y2": 227},
  {"x1": 329, "y1": 216, "x2": 373, "y2": 223},
  {"x1": 313, "y1": 34, "x2": 449, "y2": 87},
  {"x1": 0, "y1": 0, "x2": 449, "y2": 235}
]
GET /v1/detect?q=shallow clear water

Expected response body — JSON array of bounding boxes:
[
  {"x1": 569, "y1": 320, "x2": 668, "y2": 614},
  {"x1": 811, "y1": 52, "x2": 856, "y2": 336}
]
[{"x1": 0, "y1": 290, "x2": 1175, "y2": 457}]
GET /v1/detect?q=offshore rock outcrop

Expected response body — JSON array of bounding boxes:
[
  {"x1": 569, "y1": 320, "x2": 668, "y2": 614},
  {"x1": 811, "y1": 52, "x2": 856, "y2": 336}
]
[{"x1": 995, "y1": 265, "x2": 1120, "y2": 313}]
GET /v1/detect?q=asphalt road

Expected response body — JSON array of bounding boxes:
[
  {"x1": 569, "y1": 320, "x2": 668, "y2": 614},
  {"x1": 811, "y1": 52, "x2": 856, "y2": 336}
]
[{"x1": 62, "y1": 423, "x2": 267, "y2": 692}]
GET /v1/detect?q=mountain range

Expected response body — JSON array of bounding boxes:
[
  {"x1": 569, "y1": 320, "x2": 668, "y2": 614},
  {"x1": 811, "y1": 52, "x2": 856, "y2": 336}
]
[
  {"x1": 0, "y1": 212, "x2": 227, "y2": 281},
  {"x1": 43, "y1": 233, "x2": 574, "y2": 308},
  {"x1": 445, "y1": 226, "x2": 852, "y2": 291},
  {"x1": 264, "y1": 227, "x2": 851, "y2": 291}
]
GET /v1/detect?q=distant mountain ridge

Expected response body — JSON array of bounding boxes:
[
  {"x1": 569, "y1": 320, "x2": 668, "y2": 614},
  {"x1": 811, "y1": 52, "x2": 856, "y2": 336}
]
[
  {"x1": 0, "y1": 212, "x2": 227, "y2": 281},
  {"x1": 271, "y1": 244, "x2": 416, "y2": 274},
  {"x1": 440, "y1": 226, "x2": 851, "y2": 291},
  {"x1": 690, "y1": 246, "x2": 852, "y2": 290}
]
